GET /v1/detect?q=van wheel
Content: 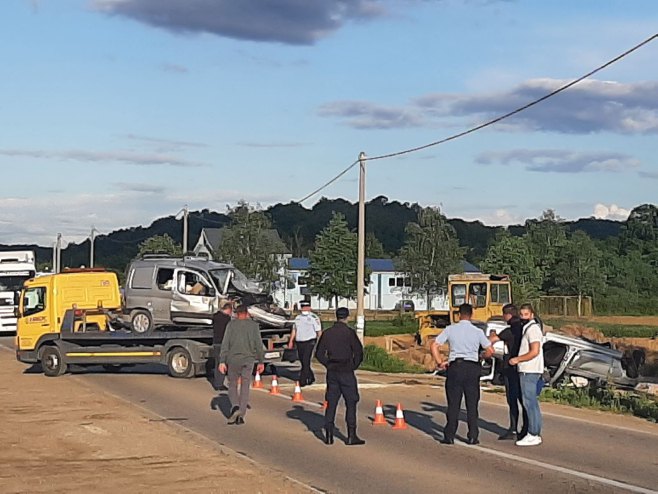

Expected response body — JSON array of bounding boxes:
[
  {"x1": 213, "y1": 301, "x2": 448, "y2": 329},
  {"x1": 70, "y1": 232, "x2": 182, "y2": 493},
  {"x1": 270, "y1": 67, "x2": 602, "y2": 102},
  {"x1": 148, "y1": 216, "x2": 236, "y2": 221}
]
[
  {"x1": 131, "y1": 310, "x2": 153, "y2": 335},
  {"x1": 167, "y1": 347, "x2": 193, "y2": 378},
  {"x1": 41, "y1": 346, "x2": 67, "y2": 377}
]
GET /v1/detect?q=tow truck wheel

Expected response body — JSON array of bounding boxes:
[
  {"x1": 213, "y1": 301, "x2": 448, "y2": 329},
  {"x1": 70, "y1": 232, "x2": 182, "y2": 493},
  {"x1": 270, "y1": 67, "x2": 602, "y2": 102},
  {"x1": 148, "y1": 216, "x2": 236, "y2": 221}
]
[
  {"x1": 131, "y1": 310, "x2": 153, "y2": 335},
  {"x1": 167, "y1": 347, "x2": 193, "y2": 378},
  {"x1": 41, "y1": 346, "x2": 67, "y2": 377}
]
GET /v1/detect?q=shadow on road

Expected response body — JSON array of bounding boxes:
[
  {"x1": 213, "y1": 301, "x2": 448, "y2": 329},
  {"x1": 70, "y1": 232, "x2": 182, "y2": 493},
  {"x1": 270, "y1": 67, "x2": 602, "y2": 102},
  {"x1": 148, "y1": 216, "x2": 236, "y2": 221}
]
[
  {"x1": 286, "y1": 405, "x2": 346, "y2": 443},
  {"x1": 210, "y1": 394, "x2": 233, "y2": 418},
  {"x1": 377, "y1": 401, "x2": 507, "y2": 442}
]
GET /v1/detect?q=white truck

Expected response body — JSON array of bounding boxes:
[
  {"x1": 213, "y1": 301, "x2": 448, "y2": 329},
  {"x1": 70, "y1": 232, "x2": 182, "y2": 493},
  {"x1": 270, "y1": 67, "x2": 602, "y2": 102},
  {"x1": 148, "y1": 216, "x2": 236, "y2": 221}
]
[{"x1": 0, "y1": 250, "x2": 36, "y2": 333}]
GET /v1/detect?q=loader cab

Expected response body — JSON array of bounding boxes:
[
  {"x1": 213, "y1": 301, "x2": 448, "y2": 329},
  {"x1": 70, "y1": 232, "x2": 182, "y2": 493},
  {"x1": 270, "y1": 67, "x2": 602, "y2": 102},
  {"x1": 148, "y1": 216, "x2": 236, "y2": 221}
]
[{"x1": 448, "y1": 274, "x2": 511, "y2": 323}]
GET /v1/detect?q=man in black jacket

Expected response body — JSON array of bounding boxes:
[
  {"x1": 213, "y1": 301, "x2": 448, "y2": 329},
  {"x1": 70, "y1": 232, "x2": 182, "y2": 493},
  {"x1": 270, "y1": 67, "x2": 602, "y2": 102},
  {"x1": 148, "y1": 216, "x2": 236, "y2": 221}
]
[
  {"x1": 489, "y1": 303, "x2": 528, "y2": 439},
  {"x1": 211, "y1": 303, "x2": 233, "y2": 391},
  {"x1": 315, "y1": 307, "x2": 364, "y2": 446}
]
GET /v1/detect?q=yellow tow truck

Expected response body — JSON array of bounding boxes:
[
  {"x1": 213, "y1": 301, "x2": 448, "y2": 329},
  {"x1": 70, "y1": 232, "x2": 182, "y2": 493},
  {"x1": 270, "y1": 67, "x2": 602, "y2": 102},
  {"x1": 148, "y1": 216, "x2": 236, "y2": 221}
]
[
  {"x1": 15, "y1": 268, "x2": 285, "y2": 378},
  {"x1": 415, "y1": 273, "x2": 512, "y2": 345}
]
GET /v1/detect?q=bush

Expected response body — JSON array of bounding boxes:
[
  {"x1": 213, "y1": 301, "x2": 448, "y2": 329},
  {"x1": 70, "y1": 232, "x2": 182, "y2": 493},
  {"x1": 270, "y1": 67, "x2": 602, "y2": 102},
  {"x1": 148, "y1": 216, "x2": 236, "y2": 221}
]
[
  {"x1": 361, "y1": 345, "x2": 424, "y2": 373},
  {"x1": 540, "y1": 386, "x2": 658, "y2": 422}
]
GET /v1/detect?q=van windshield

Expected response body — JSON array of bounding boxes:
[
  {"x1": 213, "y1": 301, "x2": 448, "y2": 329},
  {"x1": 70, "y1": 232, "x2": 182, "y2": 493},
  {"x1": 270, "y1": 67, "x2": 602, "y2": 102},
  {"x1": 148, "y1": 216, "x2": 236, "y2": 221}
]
[
  {"x1": 231, "y1": 269, "x2": 265, "y2": 294},
  {"x1": 209, "y1": 269, "x2": 230, "y2": 293}
]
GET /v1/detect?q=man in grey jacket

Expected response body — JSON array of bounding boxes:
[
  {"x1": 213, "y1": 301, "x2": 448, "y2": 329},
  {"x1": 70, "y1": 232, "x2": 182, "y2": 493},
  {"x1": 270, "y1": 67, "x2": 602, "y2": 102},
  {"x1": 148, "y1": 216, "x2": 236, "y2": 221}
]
[{"x1": 219, "y1": 304, "x2": 265, "y2": 425}]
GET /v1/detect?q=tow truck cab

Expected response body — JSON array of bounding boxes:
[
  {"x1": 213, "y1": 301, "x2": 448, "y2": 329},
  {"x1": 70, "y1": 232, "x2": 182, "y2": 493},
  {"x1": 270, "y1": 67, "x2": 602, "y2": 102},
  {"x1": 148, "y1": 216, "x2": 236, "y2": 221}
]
[{"x1": 16, "y1": 268, "x2": 122, "y2": 359}]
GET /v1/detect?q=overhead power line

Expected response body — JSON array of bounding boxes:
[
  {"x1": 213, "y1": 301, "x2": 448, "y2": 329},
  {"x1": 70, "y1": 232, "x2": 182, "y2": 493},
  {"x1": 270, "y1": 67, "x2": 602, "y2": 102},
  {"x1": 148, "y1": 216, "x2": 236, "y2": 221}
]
[{"x1": 298, "y1": 32, "x2": 658, "y2": 203}]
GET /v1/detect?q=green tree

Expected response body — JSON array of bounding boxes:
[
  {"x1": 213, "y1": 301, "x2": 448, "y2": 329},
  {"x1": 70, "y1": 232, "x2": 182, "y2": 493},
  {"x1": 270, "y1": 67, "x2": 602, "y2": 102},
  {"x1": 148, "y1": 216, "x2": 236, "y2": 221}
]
[
  {"x1": 217, "y1": 201, "x2": 285, "y2": 283},
  {"x1": 398, "y1": 207, "x2": 464, "y2": 309},
  {"x1": 138, "y1": 234, "x2": 182, "y2": 257},
  {"x1": 525, "y1": 209, "x2": 568, "y2": 293},
  {"x1": 553, "y1": 230, "x2": 604, "y2": 316},
  {"x1": 366, "y1": 232, "x2": 387, "y2": 258},
  {"x1": 480, "y1": 230, "x2": 543, "y2": 302},
  {"x1": 308, "y1": 212, "x2": 359, "y2": 307}
]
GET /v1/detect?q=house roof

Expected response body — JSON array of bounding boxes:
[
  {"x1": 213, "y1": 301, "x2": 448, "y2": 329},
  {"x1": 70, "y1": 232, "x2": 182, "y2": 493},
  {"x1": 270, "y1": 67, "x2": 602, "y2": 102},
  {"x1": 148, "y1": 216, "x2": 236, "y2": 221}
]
[
  {"x1": 200, "y1": 228, "x2": 290, "y2": 254},
  {"x1": 288, "y1": 257, "x2": 480, "y2": 273}
]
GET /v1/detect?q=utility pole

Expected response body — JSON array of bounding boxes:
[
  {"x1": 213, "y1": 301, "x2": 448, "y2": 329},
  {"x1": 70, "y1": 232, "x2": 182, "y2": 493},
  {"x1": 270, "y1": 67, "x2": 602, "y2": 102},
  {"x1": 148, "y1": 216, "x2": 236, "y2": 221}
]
[
  {"x1": 55, "y1": 233, "x2": 62, "y2": 273},
  {"x1": 51, "y1": 240, "x2": 57, "y2": 274},
  {"x1": 90, "y1": 226, "x2": 98, "y2": 268},
  {"x1": 180, "y1": 205, "x2": 189, "y2": 255},
  {"x1": 356, "y1": 152, "x2": 367, "y2": 344}
]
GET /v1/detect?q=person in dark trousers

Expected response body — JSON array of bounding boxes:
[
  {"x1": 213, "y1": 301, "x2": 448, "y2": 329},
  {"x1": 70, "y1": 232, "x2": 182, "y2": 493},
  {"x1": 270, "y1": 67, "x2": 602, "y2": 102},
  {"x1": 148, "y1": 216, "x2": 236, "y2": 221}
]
[
  {"x1": 211, "y1": 303, "x2": 233, "y2": 391},
  {"x1": 218, "y1": 304, "x2": 265, "y2": 425},
  {"x1": 289, "y1": 302, "x2": 322, "y2": 387},
  {"x1": 489, "y1": 304, "x2": 529, "y2": 440},
  {"x1": 431, "y1": 303, "x2": 494, "y2": 445},
  {"x1": 315, "y1": 307, "x2": 365, "y2": 446}
]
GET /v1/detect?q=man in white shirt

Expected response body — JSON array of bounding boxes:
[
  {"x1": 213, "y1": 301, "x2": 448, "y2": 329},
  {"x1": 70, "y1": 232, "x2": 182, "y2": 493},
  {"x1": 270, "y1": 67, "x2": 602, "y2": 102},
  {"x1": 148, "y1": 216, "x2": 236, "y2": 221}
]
[
  {"x1": 289, "y1": 302, "x2": 322, "y2": 387},
  {"x1": 509, "y1": 303, "x2": 544, "y2": 447}
]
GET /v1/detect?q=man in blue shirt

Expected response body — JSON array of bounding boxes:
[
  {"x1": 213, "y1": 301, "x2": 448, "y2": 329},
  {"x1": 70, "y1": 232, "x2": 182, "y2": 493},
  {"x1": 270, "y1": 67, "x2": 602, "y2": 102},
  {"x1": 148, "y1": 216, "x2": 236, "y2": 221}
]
[{"x1": 431, "y1": 303, "x2": 493, "y2": 445}]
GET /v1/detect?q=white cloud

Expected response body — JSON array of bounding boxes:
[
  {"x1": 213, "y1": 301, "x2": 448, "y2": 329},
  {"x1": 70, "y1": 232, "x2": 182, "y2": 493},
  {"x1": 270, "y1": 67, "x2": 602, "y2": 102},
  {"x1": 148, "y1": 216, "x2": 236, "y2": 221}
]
[
  {"x1": 593, "y1": 203, "x2": 630, "y2": 221},
  {"x1": 320, "y1": 78, "x2": 658, "y2": 134},
  {"x1": 0, "y1": 148, "x2": 205, "y2": 167},
  {"x1": 477, "y1": 149, "x2": 640, "y2": 173},
  {"x1": 0, "y1": 189, "x2": 287, "y2": 245}
]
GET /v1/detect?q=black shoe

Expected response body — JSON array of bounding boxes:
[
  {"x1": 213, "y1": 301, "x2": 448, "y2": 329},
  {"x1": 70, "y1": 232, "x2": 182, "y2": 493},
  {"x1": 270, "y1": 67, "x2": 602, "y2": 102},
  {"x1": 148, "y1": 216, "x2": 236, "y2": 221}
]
[
  {"x1": 439, "y1": 437, "x2": 454, "y2": 445},
  {"x1": 235, "y1": 416, "x2": 245, "y2": 425},
  {"x1": 346, "y1": 427, "x2": 365, "y2": 446},
  {"x1": 227, "y1": 407, "x2": 240, "y2": 425},
  {"x1": 498, "y1": 430, "x2": 517, "y2": 441},
  {"x1": 466, "y1": 438, "x2": 480, "y2": 445},
  {"x1": 324, "y1": 426, "x2": 334, "y2": 445}
]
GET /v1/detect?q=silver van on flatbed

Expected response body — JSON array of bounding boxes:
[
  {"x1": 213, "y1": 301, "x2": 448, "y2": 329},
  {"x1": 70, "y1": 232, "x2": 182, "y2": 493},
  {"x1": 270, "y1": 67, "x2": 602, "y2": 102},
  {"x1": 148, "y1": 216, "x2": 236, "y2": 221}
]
[{"x1": 123, "y1": 255, "x2": 291, "y2": 336}]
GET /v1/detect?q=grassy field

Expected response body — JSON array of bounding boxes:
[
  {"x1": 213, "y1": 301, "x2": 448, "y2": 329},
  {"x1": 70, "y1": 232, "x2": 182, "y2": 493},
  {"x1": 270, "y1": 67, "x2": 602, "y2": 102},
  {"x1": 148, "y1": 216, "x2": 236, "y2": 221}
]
[
  {"x1": 545, "y1": 319, "x2": 658, "y2": 338},
  {"x1": 321, "y1": 317, "x2": 417, "y2": 337},
  {"x1": 361, "y1": 345, "x2": 425, "y2": 373},
  {"x1": 540, "y1": 386, "x2": 658, "y2": 423}
]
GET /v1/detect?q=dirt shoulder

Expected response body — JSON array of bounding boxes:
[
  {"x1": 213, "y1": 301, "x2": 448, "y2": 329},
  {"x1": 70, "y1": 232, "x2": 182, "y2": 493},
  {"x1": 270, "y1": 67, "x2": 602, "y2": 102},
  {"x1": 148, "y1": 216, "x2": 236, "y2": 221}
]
[{"x1": 0, "y1": 350, "x2": 309, "y2": 494}]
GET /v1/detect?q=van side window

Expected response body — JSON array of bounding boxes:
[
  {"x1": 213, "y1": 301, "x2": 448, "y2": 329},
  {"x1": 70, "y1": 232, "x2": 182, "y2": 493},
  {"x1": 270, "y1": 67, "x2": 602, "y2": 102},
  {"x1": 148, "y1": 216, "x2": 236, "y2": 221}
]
[
  {"x1": 23, "y1": 287, "x2": 46, "y2": 317},
  {"x1": 177, "y1": 271, "x2": 210, "y2": 296},
  {"x1": 130, "y1": 267, "x2": 154, "y2": 289},
  {"x1": 156, "y1": 268, "x2": 175, "y2": 291}
]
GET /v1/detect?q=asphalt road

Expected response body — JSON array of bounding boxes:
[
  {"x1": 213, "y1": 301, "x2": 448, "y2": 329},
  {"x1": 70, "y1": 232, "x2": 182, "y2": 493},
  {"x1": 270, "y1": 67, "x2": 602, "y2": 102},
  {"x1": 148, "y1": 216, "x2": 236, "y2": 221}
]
[{"x1": 3, "y1": 335, "x2": 657, "y2": 494}]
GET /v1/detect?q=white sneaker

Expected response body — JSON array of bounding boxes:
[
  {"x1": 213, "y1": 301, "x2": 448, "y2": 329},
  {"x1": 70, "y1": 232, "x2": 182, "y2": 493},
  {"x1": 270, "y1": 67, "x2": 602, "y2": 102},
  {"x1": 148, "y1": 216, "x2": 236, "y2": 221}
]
[{"x1": 516, "y1": 434, "x2": 542, "y2": 446}]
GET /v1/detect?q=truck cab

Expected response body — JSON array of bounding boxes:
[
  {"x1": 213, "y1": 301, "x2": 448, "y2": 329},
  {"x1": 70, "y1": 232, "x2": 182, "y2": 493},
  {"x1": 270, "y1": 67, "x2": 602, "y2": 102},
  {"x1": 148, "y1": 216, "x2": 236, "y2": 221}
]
[
  {"x1": 416, "y1": 274, "x2": 512, "y2": 345},
  {"x1": 16, "y1": 268, "x2": 122, "y2": 357},
  {"x1": 0, "y1": 250, "x2": 36, "y2": 333}
]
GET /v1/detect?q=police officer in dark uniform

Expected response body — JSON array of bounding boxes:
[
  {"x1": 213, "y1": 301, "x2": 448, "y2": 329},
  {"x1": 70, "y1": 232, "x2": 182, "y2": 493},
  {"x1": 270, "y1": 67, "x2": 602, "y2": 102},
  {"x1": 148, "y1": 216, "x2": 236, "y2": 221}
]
[{"x1": 315, "y1": 307, "x2": 365, "y2": 446}]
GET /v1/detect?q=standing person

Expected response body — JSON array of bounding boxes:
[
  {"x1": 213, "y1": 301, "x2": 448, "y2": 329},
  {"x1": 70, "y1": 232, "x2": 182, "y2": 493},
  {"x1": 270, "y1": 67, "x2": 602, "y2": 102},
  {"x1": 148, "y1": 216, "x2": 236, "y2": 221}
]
[
  {"x1": 315, "y1": 307, "x2": 365, "y2": 446},
  {"x1": 509, "y1": 303, "x2": 544, "y2": 447},
  {"x1": 218, "y1": 304, "x2": 265, "y2": 425},
  {"x1": 489, "y1": 304, "x2": 528, "y2": 440},
  {"x1": 289, "y1": 301, "x2": 322, "y2": 387},
  {"x1": 211, "y1": 303, "x2": 233, "y2": 391},
  {"x1": 431, "y1": 303, "x2": 494, "y2": 445}
]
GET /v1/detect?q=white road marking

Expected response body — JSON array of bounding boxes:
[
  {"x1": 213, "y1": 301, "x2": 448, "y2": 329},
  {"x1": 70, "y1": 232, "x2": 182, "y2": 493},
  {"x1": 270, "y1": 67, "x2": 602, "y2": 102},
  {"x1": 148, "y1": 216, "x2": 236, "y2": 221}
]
[{"x1": 459, "y1": 442, "x2": 658, "y2": 494}]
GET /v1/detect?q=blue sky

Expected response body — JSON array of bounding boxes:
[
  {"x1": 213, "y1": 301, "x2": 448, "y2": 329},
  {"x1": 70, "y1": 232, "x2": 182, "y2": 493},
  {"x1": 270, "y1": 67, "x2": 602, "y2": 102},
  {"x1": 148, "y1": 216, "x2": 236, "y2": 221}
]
[{"x1": 1, "y1": 0, "x2": 657, "y2": 245}]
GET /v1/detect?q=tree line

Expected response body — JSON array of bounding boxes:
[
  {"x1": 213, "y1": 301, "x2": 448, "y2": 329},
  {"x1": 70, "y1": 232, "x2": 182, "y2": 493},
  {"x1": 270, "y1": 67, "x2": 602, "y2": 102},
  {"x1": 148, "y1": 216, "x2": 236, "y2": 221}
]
[{"x1": 1, "y1": 198, "x2": 652, "y2": 315}]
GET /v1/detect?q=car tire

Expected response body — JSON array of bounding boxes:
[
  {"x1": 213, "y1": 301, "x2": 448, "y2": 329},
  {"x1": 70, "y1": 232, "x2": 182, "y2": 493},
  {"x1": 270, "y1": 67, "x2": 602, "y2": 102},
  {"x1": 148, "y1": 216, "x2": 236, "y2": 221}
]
[
  {"x1": 167, "y1": 347, "x2": 193, "y2": 378},
  {"x1": 41, "y1": 346, "x2": 67, "y2": 377},
  {"x1": 131, "y1": 309, "x2": 153, "y2": 335}
]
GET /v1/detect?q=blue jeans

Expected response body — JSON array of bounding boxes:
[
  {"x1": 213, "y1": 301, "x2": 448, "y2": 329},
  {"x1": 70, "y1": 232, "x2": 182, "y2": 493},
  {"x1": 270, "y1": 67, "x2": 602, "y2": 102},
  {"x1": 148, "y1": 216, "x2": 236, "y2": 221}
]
[{"x1": 520, "y1": 373, "x2": 543, "y2": 436}]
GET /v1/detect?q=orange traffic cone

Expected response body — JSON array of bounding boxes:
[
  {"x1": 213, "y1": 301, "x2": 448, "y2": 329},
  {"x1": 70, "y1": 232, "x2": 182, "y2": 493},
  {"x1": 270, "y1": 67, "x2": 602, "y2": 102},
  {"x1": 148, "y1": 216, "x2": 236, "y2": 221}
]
[
  {"x1": 292, "y1": 381, "x2": 304, "y2": 402},
  {"x1": 373, "y1": 400, "x2": 387, "y2": 425},
  {"x1": 392, "y1": 403, "x2": 408, "y2": 430},
  {"x1": 269, "y1": 375, "x2": 281, "y2": 395},
  {"x1": 253, "y1": 371, "x2": 264, "y2": 389}
]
